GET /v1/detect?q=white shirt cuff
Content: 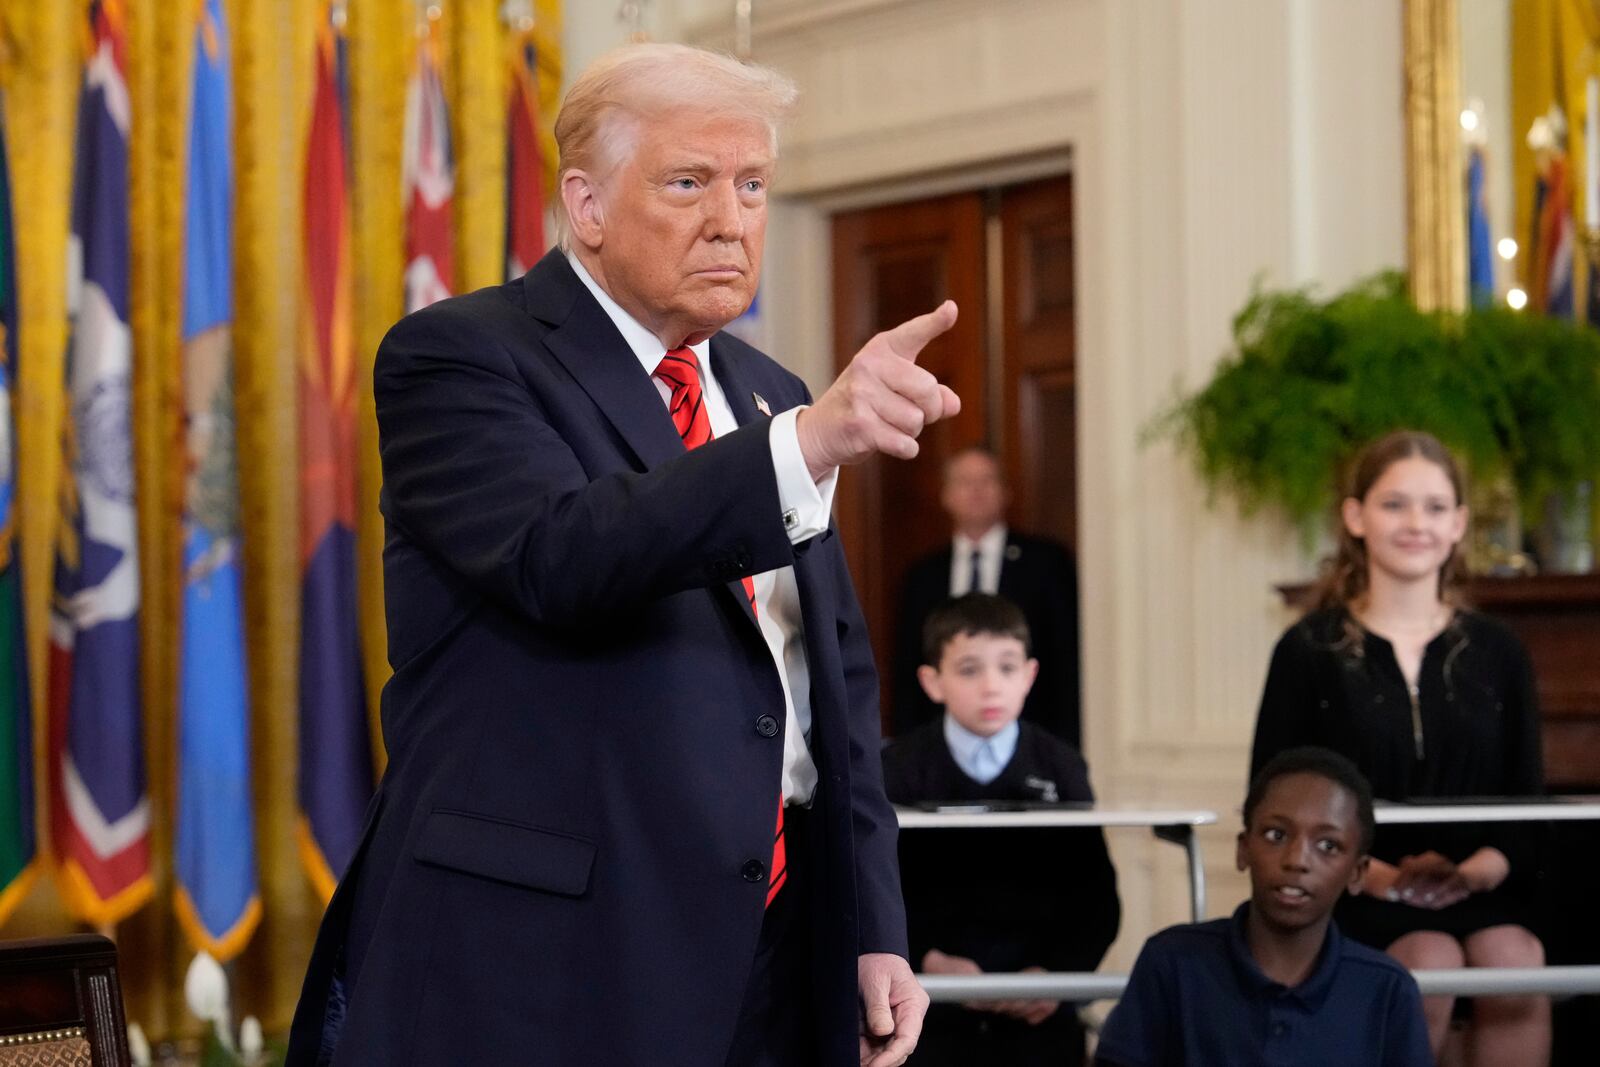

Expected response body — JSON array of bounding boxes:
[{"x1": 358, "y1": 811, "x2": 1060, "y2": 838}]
[{"x1": 768, "y1": 406, "x2": 837, "y2": 543}]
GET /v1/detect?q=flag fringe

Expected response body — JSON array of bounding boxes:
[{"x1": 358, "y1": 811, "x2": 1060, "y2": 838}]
[
  {"x1": 53, "y1": 858, "x2": 152, "y2": 928},
  {"x1": 173, "y1": 885, "x2": 261, "y2": 964}
]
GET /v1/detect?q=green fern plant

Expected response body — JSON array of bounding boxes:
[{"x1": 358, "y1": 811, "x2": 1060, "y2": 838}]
[{"x1": 1153, "y1": 271, "x2": 1600, "y2": 534}]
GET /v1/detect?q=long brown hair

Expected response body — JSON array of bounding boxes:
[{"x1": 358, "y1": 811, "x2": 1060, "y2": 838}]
[{"x1": 1309, "y1": 430, "x2": 1471, "y2": 616}]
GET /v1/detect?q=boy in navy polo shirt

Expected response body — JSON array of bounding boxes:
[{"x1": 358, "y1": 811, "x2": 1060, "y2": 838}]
[{"x1": 1095, "y1": 746, "x2": 1431, "y2": 1067}]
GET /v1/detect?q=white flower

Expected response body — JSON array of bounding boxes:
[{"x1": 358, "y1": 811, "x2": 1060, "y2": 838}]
[
  {"x1": 126, "y1": 1022, "x2": 152, "y2": 1067},
  {"x1": 240, "y1": 1016, "x2": 264, "y2": 1061},
  {"x1": 183, "y1": 951, "x2": 233, "y2": 1047}
]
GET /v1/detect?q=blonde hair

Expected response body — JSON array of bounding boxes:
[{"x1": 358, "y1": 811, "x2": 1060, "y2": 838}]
[{"x1": 552, "y1": 43, "x2": 798, "y2": 249}]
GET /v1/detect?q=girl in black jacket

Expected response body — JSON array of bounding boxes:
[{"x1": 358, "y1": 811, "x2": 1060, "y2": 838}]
[{"x1": 1249, "y1": 430, "x2": 1547, "y2": 1064}]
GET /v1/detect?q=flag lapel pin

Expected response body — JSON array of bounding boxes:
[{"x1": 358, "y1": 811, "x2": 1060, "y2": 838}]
[{"x1": 752, "y1": 392, "x2": 772, "y2": 417}]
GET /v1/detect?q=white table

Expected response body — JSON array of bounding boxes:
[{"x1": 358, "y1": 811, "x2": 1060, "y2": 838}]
[
  {"x1": 920, "y1": 966, "x2": 1600, "y2": 1004},
  {"x1": 1374, "y1": 796, "x2": 1600, "y2": 823},
  {"x1": 894, "y1": 805, "x2": 1219, "y2": 921}
]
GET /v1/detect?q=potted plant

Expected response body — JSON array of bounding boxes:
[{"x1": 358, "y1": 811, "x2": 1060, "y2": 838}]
[{"x1": 1152, "y1": 272, "x2": 1600, "y2": 566}]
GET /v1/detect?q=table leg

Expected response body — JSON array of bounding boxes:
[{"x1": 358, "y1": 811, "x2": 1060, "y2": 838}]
[{"x1": 1152, "y1": 824, "x2": 1206, "y2": 921}]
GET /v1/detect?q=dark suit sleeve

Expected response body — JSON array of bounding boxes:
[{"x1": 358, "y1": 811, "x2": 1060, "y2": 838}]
[
  {"x1": 1249, "y1": 627, "x2": 1318, "y2": 781},
  {"x1": 374, "y1": 306, "x2": 796, "y2": 628},
  {"x1": 881, "y1": 743, "x2": 934, "y2": 968},
  {"x1": 832, "y1": 536, "x2": 910, "y2": 959},
  {"x1": 1041, "y1": 747, "x2": 1119, "y2": 972},
  {"x1": 1036, "y1": 828, "x2": 1119, "y2": 972}
]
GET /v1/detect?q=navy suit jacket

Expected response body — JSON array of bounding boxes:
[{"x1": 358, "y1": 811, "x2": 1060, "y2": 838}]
[{"x1": 287, "y1": 251, "x2": 907, "y2": 1066}]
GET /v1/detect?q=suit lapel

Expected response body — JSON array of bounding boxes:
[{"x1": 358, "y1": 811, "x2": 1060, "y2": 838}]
[
  {"x1": 530, "y1": 254, "x2": 686, "y2": 472},
  {"x1": 710, "y1": 334, "x2": 766, "y2": 630},
  {"x1": 710, "y1": 334, "x2": 766, "y2": 428}
]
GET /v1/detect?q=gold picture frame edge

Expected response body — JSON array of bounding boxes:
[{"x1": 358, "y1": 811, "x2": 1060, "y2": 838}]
[{"x1": 1405, "y1": 0, "x2": 1466, "y2": 313}]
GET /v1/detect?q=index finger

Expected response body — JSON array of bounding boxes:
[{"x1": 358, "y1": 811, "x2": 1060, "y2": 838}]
[{"x1": 882, "y1": 300, "x2": 958, "y2": 362}]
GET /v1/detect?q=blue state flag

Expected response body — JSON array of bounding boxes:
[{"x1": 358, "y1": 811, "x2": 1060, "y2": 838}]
[
  {"x1": 1467, "y1": 147, "x2": 1495, "y2": 308},
  {"x1": 173, "y1": 0, "x2": 259, "y2": 962}
]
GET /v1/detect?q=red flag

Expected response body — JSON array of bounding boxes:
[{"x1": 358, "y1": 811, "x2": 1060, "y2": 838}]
[
  {"x1": 297, "y1": 9, "x2": 373, "y2": 904},
  {"x1": 403, "y1": 24, "x2": 454, "y2": 312},
  {"x1": 506, "y1": 32, "x2": 545, "y2": 278}
]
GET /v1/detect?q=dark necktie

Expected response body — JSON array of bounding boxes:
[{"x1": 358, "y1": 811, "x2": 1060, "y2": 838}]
[
  {"x1": 655, "y1": 348, "x2": 786, "y2": 906},
  {"x1": 969, "y1": 547, "x2": 983, "y2": 595}
]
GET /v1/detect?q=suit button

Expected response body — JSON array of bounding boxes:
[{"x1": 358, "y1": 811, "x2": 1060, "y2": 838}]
[
  {"x1": 755, "y1": 714, "x2": 779, "y2": 738},
  {"x1": 742, "y1": 860, "x2": 766, "y2": 883}
]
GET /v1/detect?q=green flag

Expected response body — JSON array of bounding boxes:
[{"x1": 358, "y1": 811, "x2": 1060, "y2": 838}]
[{"x1": 0, "y1": 97, "x2": 36, "y2": 925}]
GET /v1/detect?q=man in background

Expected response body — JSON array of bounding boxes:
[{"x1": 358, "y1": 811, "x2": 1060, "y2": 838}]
[{"x1": 893, "y1": 446, "x2": 1080, "y2": 744}]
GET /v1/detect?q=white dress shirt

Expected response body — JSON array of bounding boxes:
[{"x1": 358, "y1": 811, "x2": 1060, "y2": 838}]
[
  {"x1": 569, "y1": 254, "x2": 835, "y2": 805},
  {"x1": 949, "y1": 524, "x2": 1007, "y2": 596},
  {"x1": 943, "y1": 715, "x2": 1019, "y2": 785}
]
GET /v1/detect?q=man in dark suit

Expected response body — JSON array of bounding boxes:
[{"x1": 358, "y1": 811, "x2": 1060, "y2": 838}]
[
  {"x1": 892, "y1": 448, "x2": 1080, "y2": 744},
  {"x1": 287, "y1": 43, "x2": 959, "y2": 1067}
]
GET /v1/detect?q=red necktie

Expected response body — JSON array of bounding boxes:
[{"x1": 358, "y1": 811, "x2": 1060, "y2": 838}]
[{"x1": 654, "y1": 348, "x2": 787, "y2": 906}]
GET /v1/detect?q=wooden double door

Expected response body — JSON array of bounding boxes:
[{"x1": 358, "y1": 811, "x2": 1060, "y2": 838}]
[{"x1": 830, "y1": 175, "x2": 1077, "y2": 731}]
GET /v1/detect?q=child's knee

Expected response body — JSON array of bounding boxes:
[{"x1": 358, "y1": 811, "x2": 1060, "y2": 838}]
[
  {"x1": 1463, "y1": 925, "x2": 1544, "y2": 968},
  {"x1": 1387, "y1": 930, "x2": 1465, "y2": 970}
]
